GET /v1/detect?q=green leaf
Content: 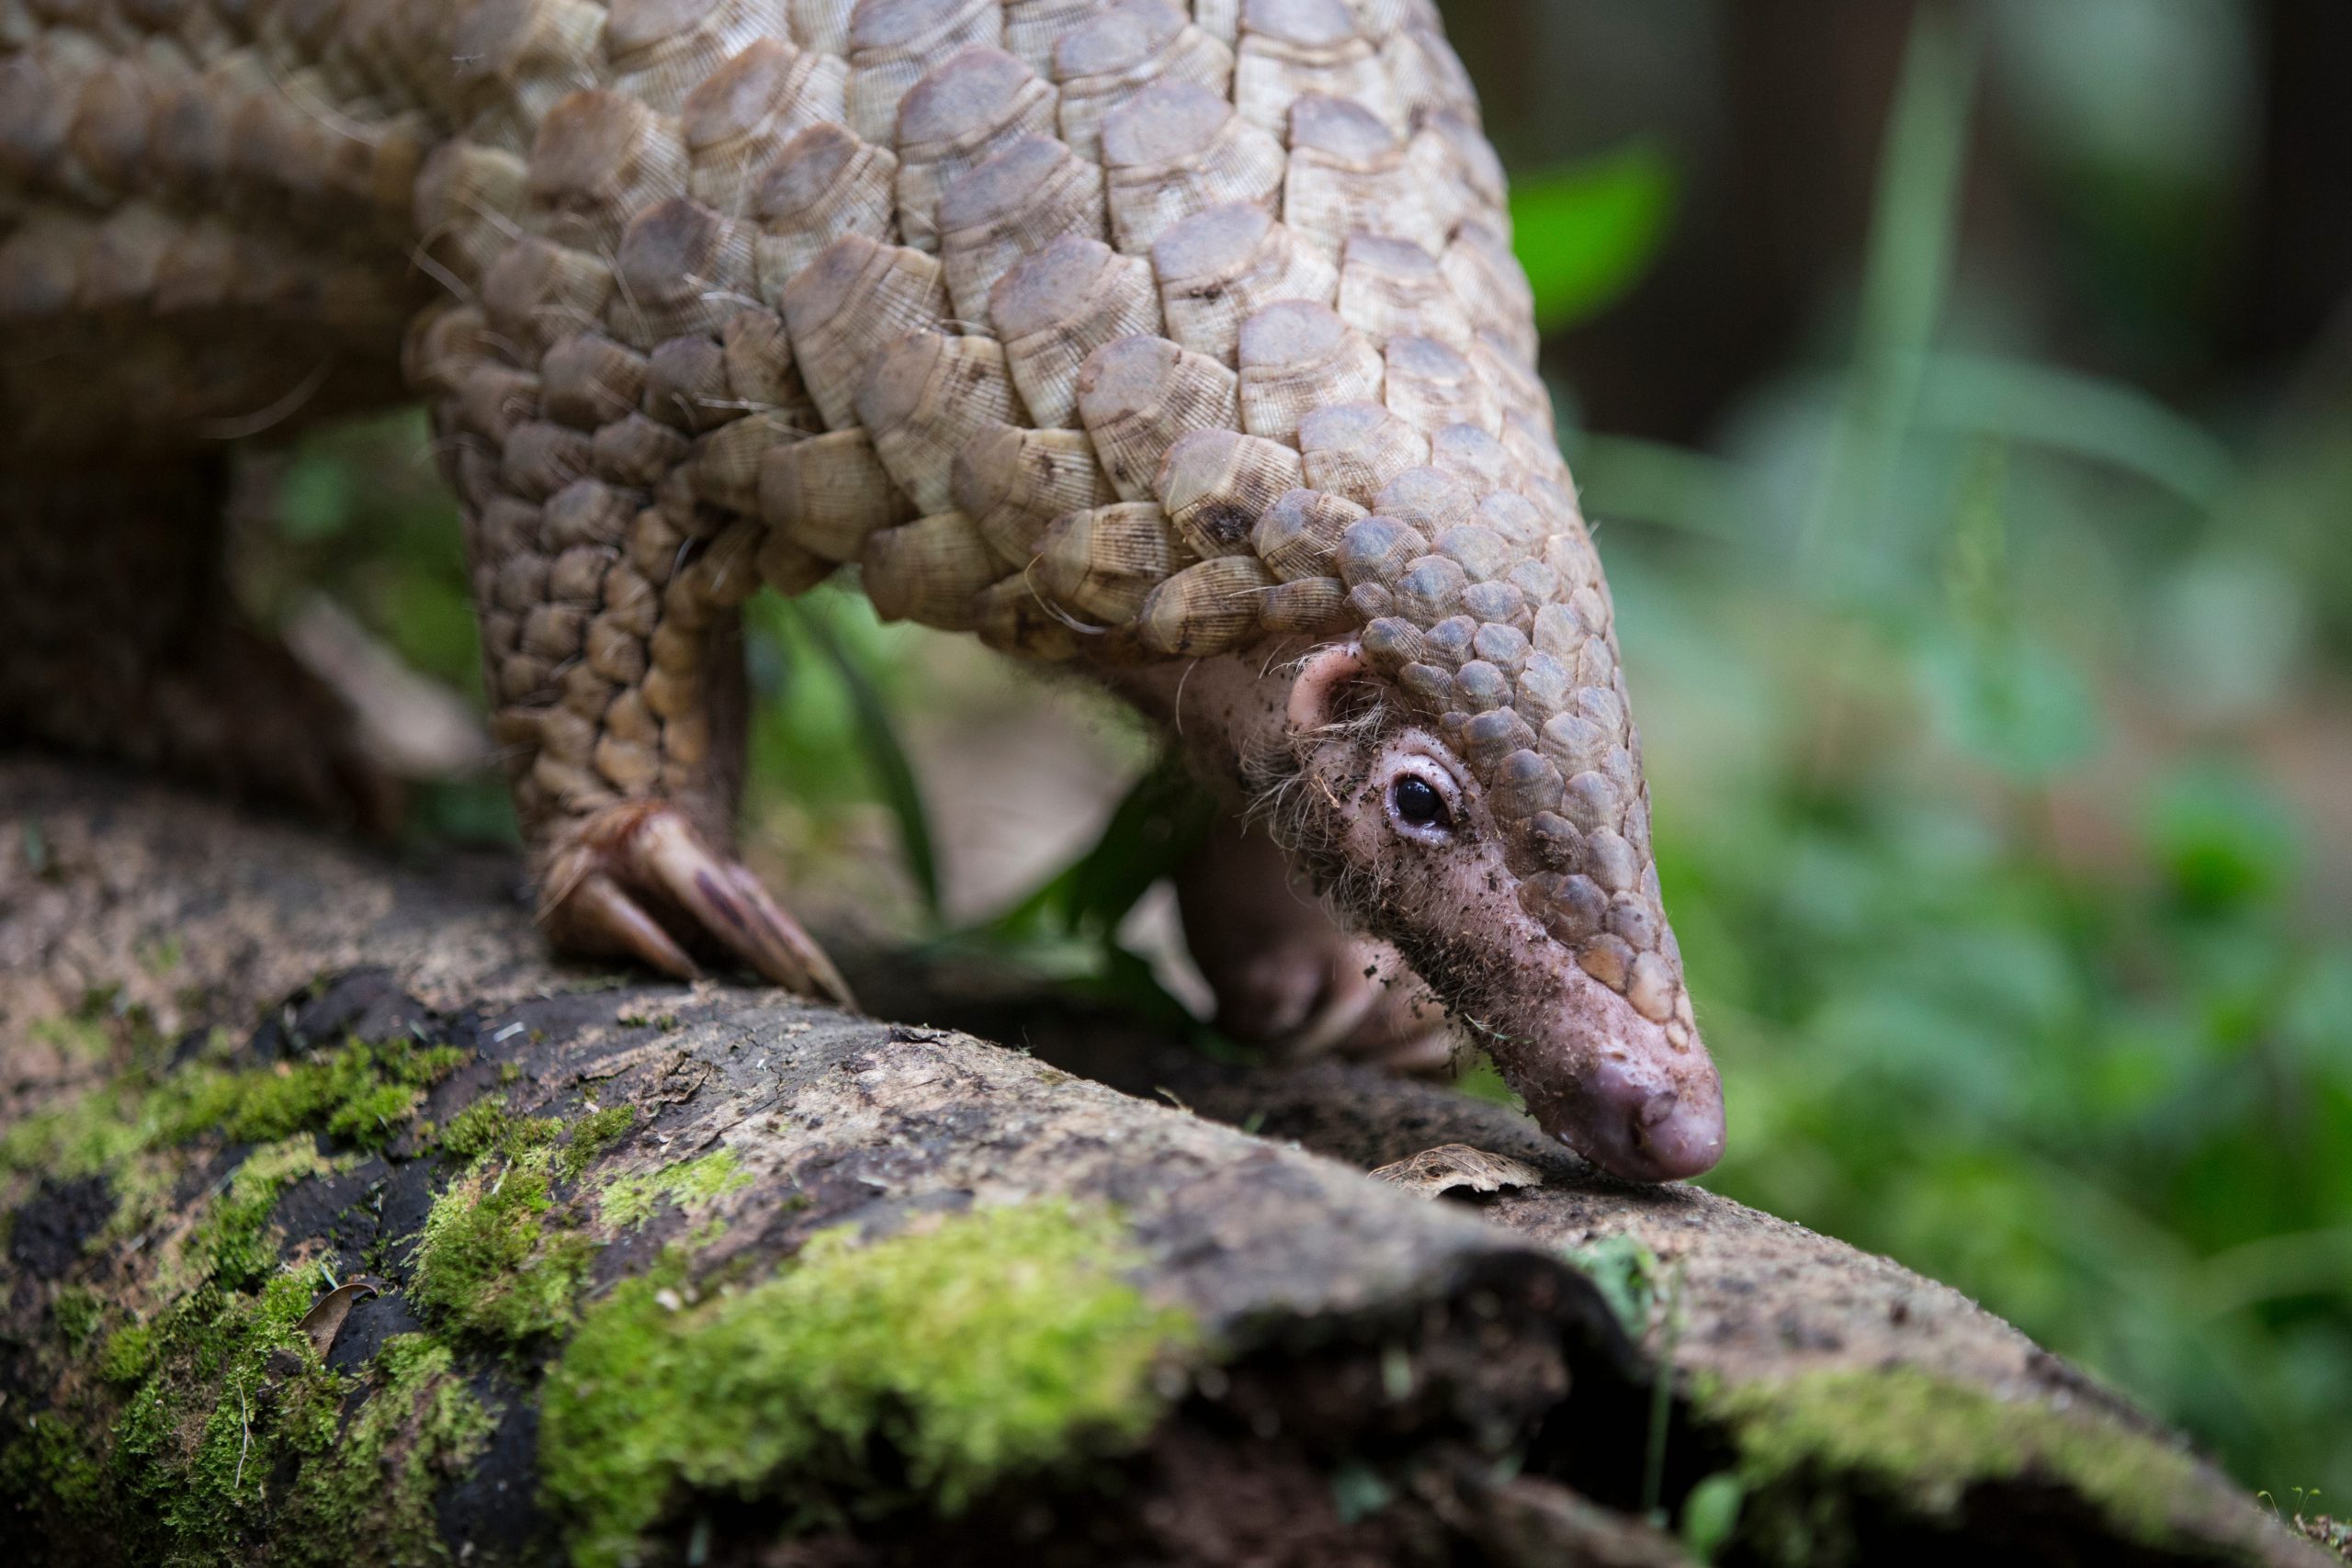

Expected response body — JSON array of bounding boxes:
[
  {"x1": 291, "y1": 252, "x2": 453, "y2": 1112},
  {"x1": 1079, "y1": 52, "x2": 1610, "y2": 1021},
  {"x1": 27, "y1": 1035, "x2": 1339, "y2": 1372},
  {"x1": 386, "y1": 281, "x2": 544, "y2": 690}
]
[
  {"x1": 1329, "y1": 1461, "x2": 1394, "y2": 1525},
  {"x1": 1508, "y1": 141, "x2": 1678, "y2": 333},
  {"x1": 1679, "y1": 1472, "x2": 1744, "y2": 1562},
  {"x1": 787, "y1": 600, "x2": 942, "y2": 921},
  {"x1": 982, "y1": 763, "x2": 1214, "y2": 943},
  {"x1": 1563, "y1": 1232, "x2": 1659, "y2": 1337},
  {"x1": 274, "y1": 454, "x2": 356, "y2": 542},
  {"x1": 2146, "y1": 766, "x2": 2302, "y2": 914},
  {"x1": 1917, "y1": 352, "x2": 2238, "y2": 508},
  {"x1": 1802, "y1": 6, "x2": 1981, "y2": 572}
]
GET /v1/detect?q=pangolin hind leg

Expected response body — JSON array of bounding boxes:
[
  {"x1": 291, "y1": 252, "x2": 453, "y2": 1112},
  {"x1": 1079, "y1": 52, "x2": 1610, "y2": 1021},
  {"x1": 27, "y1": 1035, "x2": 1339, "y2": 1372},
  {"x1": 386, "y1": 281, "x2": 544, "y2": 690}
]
[{"x1": 0, "y1": 460, "x2": 396, "y2": 832}]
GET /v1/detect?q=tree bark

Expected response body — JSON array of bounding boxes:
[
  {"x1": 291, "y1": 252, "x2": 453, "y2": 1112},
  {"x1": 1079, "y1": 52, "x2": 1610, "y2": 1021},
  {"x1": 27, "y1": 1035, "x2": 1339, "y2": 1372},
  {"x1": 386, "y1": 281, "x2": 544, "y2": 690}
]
[{"x1": 0, "y1": 758, "x2": 2329, "y2": 1568}]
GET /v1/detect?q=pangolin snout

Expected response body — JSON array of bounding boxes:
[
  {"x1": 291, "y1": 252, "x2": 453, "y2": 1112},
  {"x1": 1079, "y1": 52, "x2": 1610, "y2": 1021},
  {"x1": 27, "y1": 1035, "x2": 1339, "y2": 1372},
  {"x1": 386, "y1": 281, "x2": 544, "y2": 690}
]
[
  {"x1": 1542, "y1": 1032, "x2": 1725, "y2": 1183},
  {"x1": 1495, "y1": 954, "x2": 1725, "y2": 1183}
]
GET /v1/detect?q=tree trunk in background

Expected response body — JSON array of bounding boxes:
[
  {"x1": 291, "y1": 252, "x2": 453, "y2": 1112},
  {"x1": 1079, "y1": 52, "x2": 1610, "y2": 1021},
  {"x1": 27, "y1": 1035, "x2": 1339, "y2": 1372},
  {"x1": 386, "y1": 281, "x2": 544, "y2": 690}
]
[
  {"x1": 2240, "y1": 0, "x2": 2352, "y2": 371},
  {"x1": 0, "y1": 758, "x2": 2331, "y2": 1567}
]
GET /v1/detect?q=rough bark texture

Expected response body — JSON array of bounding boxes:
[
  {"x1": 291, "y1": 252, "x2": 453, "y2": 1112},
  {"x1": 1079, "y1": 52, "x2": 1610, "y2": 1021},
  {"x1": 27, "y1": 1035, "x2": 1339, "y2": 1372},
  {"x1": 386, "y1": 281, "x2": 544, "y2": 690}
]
[{"x1": 0, "y1": 756, "x2": 2330, "y2": 1568}]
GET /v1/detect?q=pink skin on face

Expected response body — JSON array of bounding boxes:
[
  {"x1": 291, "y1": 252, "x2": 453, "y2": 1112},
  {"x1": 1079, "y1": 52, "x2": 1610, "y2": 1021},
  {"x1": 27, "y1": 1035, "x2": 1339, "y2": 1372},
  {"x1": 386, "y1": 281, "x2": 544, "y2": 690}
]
[
  {"x1": 1299, "y1": 720, "x2": 1724, "y2": 1182},
  {"x1": 1114, "y1": 642, "x2": 1725, "y2": 1185}
]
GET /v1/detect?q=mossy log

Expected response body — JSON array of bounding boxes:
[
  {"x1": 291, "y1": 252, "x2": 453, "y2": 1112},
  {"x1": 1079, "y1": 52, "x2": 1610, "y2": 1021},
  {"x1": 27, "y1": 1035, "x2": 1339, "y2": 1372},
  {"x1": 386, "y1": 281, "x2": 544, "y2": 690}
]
[{"x1": 0, "y1": 758, "x2": 2331, "y2": 1568}]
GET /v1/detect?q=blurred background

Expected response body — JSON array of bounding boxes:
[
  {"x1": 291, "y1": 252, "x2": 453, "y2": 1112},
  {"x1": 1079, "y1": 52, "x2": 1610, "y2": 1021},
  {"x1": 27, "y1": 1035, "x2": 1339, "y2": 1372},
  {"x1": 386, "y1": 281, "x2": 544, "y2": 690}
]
[{"x1": 235, "y1": 0, "x2": 2352, "y2": 1511}]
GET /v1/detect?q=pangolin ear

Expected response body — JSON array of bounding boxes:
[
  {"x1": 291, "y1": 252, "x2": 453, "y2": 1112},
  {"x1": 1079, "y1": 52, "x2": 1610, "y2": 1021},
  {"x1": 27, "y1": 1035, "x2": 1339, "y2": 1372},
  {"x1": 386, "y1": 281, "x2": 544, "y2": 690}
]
[{"x1": 1286, "y1": 639, "x2": 1368, "y2": 733}]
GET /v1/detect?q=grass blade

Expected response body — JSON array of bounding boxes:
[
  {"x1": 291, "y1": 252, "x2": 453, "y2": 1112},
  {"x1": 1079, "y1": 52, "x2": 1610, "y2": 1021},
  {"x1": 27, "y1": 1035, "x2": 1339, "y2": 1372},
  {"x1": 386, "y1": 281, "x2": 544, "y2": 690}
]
[
  {"x1": 1803, "y1": 3, "x2": 1982, "y2": 577},
  {"x1": 788, "y1": 601, "x2": 942, "y2": 923}
]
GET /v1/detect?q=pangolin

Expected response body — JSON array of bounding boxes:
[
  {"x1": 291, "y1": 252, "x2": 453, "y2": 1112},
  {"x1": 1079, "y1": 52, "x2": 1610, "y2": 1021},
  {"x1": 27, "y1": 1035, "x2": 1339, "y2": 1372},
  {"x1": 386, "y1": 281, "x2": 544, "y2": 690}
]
[{"x1": 0, "y1": 0, "x2": 1724, "y2": 1181}]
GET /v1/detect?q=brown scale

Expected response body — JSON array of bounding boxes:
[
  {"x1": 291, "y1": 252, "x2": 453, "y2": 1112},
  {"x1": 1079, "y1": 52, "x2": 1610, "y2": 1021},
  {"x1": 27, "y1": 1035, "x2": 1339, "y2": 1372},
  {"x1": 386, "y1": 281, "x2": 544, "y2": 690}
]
[
  {"x1": 844, "y1": 0, "x2": 1002, "y2": 144},
  {"x1": 1002, "y1": 0, "x2": 1108, "y2": 77},
  {"x1": 1280, "y1": 90, "x2": 1443, "y2": 261},
  {"x1": 952, "y1": 422, "x2": 1116, "y2": 561},
  {"x1": 1235, "y1": 297, "x2": 1381, "y2": 445},
  {"x1": 682, "y1": 39, "x2": 854, "y2": 220},
  {"x1": 749, "y1": 121, "x2": 901, "y2": 290},
  {"x1": 1049, "y1": 0, "x2": 1232, "y2": 163},
  {"x1": 990, "y1": 234, "x2": 1162, "y2": 426},
  {"x1": 1150, "y1": 203, "x2": 1336, "y2": 367},
  {"x1": 1336, "y1": 232, "x2": 1471, "y2": 351},
  {"x1": 1099, "y1": 79, "x2": 1285, "y2": 252},
  {"x1": 892, "y1": 45, "x2": 1056, "y2": 253},
  {"x1": 933, "y1": 130, "x2": 1108, "y2": 322},
  {"x1": 3, "y1": 0, "x2": 1705, "y2": 1114}
]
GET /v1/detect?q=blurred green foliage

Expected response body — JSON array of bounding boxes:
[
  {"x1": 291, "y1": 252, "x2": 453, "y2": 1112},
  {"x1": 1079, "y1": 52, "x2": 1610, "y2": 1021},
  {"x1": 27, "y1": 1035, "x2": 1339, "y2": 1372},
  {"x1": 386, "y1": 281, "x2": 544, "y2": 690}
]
[
  {"x1": 747, "y1": 591, "x2": 942, "y2": 920},
  {"x1": 246, "y1": 0, "x2": 2350, "y2": 1516},
  {"x1": 966, "y1": 762, "x2": 1219, "y2": 1033},
  {"x1": 1558, "y1": 6, "x2": 2352, "y2": 1506}
]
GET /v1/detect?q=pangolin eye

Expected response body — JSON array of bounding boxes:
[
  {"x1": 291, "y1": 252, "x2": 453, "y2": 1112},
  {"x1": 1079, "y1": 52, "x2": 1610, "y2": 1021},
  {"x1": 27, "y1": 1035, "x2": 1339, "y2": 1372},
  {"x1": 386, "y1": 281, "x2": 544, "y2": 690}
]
[{"x1": 1392, "y1": 775, "x2": 1450, "y2": 829}]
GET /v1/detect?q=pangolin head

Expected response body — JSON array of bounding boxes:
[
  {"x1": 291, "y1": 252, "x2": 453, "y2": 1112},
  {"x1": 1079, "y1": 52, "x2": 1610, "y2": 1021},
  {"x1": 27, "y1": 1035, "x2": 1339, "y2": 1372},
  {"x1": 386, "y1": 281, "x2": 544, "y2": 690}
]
[{"x1": 1259, "y1": 491, "x2": 1724, "y2": 1184}]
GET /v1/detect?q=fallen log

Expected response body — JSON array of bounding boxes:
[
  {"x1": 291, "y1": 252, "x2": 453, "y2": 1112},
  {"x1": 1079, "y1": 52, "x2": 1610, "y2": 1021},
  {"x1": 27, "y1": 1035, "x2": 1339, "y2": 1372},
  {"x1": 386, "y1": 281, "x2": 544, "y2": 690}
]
[{"x1": 0, "y1": 758, "x2": 2329, "y2": 1567}]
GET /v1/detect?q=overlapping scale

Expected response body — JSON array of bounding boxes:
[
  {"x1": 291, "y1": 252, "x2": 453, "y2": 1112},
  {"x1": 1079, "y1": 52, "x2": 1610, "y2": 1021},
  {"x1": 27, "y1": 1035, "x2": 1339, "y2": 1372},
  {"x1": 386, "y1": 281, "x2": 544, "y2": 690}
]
[{"x1": 0, "y1": 0, "x2": 1691, "y2": 1042}]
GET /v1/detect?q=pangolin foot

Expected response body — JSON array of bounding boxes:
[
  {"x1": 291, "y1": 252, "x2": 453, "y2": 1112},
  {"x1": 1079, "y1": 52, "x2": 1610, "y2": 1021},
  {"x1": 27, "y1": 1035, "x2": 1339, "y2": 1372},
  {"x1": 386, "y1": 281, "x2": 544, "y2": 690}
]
[
  {"x1": 1177, "y1": 816, "x2": 1450, "y2": 1070},
  {"x1": 1247, "y1": 936, "x2": 1453, "y2": 1075},
  {"x1": 538, "y1": 802, "x2": 854, "y2": 1007}
]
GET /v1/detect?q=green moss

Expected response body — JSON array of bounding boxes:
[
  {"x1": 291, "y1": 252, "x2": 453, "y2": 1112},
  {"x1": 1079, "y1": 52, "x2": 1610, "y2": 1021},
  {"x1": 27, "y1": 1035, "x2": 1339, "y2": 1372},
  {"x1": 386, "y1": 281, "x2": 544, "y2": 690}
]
[
  {"x1": 539, "y1": 1199, "x2": 1196, "y2": 1567},
  {"x1": 1564, "y1": 1232, "x2": 1661, "y2": 1336},
  {"x1": 439, "y1": 1091, "x2": 560, "y2": 1163},
  {"x1": 411, "y1": 1147, "x2": 592, "y2": 1345},
  {"x1": 2298, "y1": 1515, "x2": 2352, "y2": 1559},
  {"x1": 28, "y1": 1262, "x2": 499, "y2": 1561},
  {"x1": 98, "y1": 1323, "x2": 157, "y2": 1386},
  {"x1": 190, "y1": 1137, "x2": 329, "y2": 1291},
  {"x1": 324, "y1": 1079, "x2": 426, "y2": 1144},
  {"x1": 0, "y1": 1412, "x2": 107, "y2": 1517},
  {"x1": 153, "y1": 1037, "x2": 462, "y2": 1151},
  {"x1": 277, "y1": 1333, "x2": 496, "y2": 1566},
  {"x1": 90, "y1": 1145, "x2": 177, "y2": 1250},
  {"x1": 1708, "y1": 1367, "x2": 2206, "y2": 1562},
  {"x1": 1, "y1": 1021, "x2": 501, "y2": 1559},
  {"x1": 557, "y1": 1103, "x2": 637, "y2": 1181},
  {"x1": 9, "y1": 1130, "x2": 370, "y2": 1551},
  {"x1": 600, "y1": 1147, "x2": 750, "y2": 1229},
  {"x1": 110, "y1": 1271, "x2": 345, "y2": 1556},
  {"x1": 0, "y1": 1081, "x2": 150, "y2": 1179},
  {"x1": 53, "y1": 1284, "x2": 104, "y2": 1348},
  {"x1": 30, "y1": 1012, "x2": 113, "y2": 1063},
  {"x1": 435, "y1": 1093, "x2": 509, "y2": 1159},
  {"x1": 2, "y1": 1035, "x2": 462, "y2": 1189}
]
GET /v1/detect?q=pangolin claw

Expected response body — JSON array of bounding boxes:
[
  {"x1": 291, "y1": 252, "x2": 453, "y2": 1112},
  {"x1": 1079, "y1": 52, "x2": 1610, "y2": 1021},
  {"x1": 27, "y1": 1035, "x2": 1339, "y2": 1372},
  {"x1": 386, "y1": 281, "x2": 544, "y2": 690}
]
[{"x1": 541, "y1": 803, "x2": 854, "y2": 1008}]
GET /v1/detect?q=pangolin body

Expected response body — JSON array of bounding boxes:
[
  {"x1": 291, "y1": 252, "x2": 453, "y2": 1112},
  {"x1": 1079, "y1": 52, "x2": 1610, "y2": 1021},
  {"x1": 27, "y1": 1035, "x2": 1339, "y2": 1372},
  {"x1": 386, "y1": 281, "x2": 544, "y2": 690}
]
[{"x1": 0, "y1": 0, "x2": 1724, "y2": 1180}]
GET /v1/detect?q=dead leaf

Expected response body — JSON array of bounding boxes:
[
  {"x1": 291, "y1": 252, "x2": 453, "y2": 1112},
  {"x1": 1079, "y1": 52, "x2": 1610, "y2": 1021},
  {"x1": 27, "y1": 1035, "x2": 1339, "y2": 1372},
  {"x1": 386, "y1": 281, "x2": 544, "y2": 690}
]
[
  {"x1": 298, "y1": 1276, "x2": 384, "y2": 1359},
  {"x1": 1369, "y1": 1145, "x2": 1544, "y2": 1200}
]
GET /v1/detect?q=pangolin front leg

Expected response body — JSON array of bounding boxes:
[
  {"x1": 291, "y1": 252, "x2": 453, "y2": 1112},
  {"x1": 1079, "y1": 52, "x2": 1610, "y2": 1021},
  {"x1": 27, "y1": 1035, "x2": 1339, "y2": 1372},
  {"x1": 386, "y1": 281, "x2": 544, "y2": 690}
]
[{"x1": 419, "y1": 261, "x2": 852, "y2": 1002}]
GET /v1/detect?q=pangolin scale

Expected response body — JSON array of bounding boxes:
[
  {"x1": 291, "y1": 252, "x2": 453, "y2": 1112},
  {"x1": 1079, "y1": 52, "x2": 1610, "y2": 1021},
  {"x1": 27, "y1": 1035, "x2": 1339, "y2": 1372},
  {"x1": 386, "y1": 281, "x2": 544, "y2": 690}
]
[{"x1": 0, "y1": 0, "x2": 1724, "y2": 1181}]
